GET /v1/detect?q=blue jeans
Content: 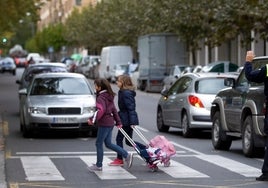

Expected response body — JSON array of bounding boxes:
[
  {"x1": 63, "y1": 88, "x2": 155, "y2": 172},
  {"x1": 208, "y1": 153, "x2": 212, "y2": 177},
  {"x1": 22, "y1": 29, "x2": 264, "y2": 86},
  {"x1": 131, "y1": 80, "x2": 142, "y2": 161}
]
[{"x1": 95, "y1": 126, "x2": 128, "y2": 168}]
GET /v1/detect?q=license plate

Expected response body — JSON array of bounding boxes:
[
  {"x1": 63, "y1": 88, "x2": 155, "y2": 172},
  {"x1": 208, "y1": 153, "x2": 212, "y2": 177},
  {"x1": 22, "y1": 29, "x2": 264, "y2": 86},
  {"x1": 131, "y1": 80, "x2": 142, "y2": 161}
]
[{"x1": 52, "y1": 117, "x2": 77, "y2": 123}]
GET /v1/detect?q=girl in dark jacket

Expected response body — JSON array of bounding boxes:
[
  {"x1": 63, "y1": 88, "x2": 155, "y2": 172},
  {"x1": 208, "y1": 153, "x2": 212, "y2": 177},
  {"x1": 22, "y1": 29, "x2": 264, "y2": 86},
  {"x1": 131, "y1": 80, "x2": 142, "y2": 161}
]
[
  {"x1": 109, "y1": 75, "x2": 144, "y2": 166},
  {"x1": 88, "y1": 78, "x2": 133, "y2": 172}
]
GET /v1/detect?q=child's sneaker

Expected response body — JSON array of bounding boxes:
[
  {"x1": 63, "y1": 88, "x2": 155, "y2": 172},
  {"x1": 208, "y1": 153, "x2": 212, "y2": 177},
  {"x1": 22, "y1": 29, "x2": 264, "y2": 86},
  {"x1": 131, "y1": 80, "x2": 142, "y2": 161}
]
[
  {"x1": 88, "y1": 164, "x2": 102, "y2": 172},
  {"x1": 108, "y1": 158, "x2": 124, "y2": 166},
  {"x1": 125, "y1": 153, "x2": 133, "y2": 168}
]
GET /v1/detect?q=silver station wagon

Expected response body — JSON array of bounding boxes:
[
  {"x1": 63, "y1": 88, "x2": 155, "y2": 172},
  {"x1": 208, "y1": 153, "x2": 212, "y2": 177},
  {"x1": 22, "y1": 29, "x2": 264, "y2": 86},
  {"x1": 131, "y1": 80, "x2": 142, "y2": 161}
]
[{"x1": 19, "y1": 72, "x2": 96, "y2": 137}]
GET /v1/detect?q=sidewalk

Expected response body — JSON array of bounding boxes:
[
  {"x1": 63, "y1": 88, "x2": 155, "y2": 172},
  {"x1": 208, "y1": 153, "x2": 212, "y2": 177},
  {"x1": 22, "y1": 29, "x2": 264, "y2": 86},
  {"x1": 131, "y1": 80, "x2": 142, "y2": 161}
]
[{"x1": 0, "y1": 116, "x2": 7, "y2": 188}]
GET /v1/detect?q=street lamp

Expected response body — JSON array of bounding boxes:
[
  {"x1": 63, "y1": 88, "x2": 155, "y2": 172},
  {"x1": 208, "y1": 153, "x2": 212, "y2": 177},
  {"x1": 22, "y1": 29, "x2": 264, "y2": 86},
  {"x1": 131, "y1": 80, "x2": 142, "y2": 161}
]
[{"x1": 26, "y1": 12, "x2": 35, "y2": 37}]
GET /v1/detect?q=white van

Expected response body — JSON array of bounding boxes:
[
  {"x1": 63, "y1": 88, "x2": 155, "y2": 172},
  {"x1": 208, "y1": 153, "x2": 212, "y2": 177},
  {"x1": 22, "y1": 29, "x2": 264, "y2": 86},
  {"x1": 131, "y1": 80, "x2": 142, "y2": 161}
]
[{"x1": 99, "y1": 45, "x2": 133, "y2": 81}]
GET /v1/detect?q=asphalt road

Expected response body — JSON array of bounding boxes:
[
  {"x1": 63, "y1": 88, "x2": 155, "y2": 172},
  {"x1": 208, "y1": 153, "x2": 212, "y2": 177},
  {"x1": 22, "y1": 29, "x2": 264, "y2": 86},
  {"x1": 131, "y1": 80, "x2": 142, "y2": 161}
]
[{"x1": 0, "y1": 67, "x2": 267, "y2": 188}]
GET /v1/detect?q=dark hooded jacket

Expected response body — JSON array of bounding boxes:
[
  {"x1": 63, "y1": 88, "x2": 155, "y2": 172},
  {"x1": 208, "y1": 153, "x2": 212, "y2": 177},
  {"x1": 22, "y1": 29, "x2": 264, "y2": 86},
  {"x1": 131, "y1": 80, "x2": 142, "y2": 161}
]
[
  {"x1": 118, "y1": 89, "x2": 139, "y2": 126},
  {"x1": 95, "y1": 90, "x2": 122, "y2": 127},
  {"x1": 244, "y1": 61, "x2": 268, "y2": 98}
]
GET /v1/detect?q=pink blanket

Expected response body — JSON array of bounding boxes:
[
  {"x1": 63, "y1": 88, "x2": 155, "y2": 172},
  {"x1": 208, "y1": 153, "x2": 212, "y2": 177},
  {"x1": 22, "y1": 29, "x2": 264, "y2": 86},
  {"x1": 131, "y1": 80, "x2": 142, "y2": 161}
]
[{"x1": 149, "y1": 135, "x2": 176, "y2": 157}]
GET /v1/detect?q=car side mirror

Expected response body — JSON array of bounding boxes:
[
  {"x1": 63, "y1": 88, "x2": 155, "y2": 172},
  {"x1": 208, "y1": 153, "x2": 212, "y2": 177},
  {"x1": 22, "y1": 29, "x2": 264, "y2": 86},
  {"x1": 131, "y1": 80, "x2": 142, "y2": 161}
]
[
  {"x1": 161, "y1": 89, "x2": 169, "y2": 97},
  {"x1": 19, "y1": 88, "x2": 27, "y2": 95}
]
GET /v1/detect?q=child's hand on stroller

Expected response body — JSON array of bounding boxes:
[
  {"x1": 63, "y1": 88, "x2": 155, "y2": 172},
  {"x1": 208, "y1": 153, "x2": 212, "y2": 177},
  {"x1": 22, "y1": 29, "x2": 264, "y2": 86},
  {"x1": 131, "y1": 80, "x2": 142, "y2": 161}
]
[{"x1": 116, "y1": 124, "x2": 123, "y2": 128}]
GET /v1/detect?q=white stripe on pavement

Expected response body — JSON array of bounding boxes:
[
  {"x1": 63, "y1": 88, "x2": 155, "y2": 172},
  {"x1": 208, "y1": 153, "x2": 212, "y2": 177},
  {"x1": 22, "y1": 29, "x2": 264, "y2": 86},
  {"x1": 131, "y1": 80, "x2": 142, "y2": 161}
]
[
  {"x1": 21, "y1": 156, "x2": 65, "y2": 181},
  {"x1": 80, "y1": 156, "x2": 136, "y2": 180},
  {"x1": 196, "y1": 155, "x2": 261, "y2": 177},
  {"x1": 158, "y1": 160, "x2": 209, "y2": 178}
]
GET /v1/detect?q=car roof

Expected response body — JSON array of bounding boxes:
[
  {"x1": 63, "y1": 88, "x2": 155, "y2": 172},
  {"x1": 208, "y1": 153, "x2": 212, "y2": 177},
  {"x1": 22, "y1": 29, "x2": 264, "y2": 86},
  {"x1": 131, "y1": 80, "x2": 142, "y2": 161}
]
[
  {"x1": 181, "y1": 72, "x2": 238, "y2": 79},
  {"x1": 253, "y1": 56, "x2": 268, "y2": 60},
  {"x1": 27, "y1": 62, "x2": 67, "y2": 68},
  {"x1": 33, "y1": 72, "x2": 86, "y2": 79}
]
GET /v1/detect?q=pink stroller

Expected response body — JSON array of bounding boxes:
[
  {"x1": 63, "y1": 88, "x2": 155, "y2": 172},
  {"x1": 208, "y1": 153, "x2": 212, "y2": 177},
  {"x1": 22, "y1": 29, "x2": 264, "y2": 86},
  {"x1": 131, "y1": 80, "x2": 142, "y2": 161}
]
[{"x1": 118, "y1": 126, "x2": 176, "y2": 172}]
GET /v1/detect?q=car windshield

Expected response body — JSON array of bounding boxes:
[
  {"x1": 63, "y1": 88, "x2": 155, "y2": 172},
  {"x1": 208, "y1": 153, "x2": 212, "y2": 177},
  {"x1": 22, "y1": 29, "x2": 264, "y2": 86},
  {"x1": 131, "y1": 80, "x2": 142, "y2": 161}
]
[
  {"x1": 195, "y1": 78, "x2": 227, "y2": 94},
  {"x1": 30, "y1": 77, "x2": 92, "y2": 95}
]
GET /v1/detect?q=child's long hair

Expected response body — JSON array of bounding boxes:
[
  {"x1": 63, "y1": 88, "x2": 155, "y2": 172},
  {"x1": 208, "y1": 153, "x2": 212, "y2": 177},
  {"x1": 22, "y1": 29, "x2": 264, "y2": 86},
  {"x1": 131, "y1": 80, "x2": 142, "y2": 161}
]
[
  {"x1": 94, "y1": 78, "x2": 116, "y2": 96},
  {"x1": 118, "y1": 75, "x2": 135, "y2": 90}
]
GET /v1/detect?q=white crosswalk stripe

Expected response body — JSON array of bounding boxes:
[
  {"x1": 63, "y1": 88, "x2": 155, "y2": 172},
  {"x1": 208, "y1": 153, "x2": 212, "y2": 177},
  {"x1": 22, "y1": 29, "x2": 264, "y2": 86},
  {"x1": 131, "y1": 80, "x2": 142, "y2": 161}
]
[
  {"x1": 196, "y1": 154, "x2": 260, "y2": 177},
  {"x1": 21, "y1": 156, "x2": 64, "y2": 181},
  {"x1": 158, "y1": 160, "x2": 209, "y2": 178},
  {"x1": 18, "y1": 154, "x2": 262, "y2": 181},
  {"x1": 80, "y1": 156, "x2": 136, "y2": 180}
]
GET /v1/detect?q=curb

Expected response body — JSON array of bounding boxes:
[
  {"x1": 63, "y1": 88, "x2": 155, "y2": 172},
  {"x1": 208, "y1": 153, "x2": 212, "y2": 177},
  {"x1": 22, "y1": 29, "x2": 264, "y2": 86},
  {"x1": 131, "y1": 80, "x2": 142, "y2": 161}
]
[{"x1": 0, "y1": 117, "x2": 7, "y2": 188}]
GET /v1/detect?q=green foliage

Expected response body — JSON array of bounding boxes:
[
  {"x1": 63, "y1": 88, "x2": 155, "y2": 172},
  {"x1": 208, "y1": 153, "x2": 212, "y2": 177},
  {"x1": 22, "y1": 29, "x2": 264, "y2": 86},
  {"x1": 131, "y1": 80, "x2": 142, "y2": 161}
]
[{"x1": 5, "y1": 0, "x2": 268, "y2": 61}]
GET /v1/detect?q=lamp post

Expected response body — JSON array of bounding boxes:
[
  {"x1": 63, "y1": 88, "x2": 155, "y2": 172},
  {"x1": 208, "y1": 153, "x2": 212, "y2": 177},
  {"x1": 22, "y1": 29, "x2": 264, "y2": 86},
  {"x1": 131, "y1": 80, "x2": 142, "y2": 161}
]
[{"x1": 26, "y1": 12, "x2": 35, "y2": 37}]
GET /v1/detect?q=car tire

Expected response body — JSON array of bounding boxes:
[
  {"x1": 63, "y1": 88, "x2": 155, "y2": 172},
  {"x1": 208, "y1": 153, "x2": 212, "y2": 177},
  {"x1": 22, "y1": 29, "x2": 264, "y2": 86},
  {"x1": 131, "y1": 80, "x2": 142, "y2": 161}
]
[
  {"x1": 156, "y1": 108, "x2": 169, "y2": 132},
  {"x1": 212, "y1": 111, "x2": 232, "y2": 150},
  {"x1": 22, "y1": 125, "x2": 32, "y2": 138},
  {"x1": 242, "y1": 116, "x2": 262, "y2": 157},
  {"x1": 181, "y1": 112, "x2": 192, "y2": 138}
]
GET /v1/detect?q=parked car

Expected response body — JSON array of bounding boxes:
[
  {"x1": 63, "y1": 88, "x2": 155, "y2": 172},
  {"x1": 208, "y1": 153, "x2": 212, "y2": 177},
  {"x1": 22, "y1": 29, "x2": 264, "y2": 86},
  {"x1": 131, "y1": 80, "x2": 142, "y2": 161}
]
[
  {"x1": 210, "y1": 56, "x2": 268, "y2": 157},
  {"x1": 26, "y1": 53, "x2": 45, "y2": 64},
  {"x1": 18, "y1": 72, "x2": 97, "y2": 138},
  {"x1": 157, "y1": 72, "x2": 238, "y2": 137},
  {"x1": 201, "y1": 61, "x2": 239, "y2": 73},
  {"x1": 16, "y1": 62, "x2": 68, "y2": 92},
  {"x1": 0, "y1": 57, "x2": 16, "y2": 75},
  {"x1": 162, "y1": 65, "x2": 189, "y2": 90},
  {"x1": 14, "y1": 57, "x2": 27, "y2": 67},
  {"x1": 75, "y1": 55, "x2": 100, "y2": 78},
  {"x1": 110, "y1": 64, "x2": 129, "y2": 83},
  {"x1": 61, "y1": 57, "x2": 76, "y2": 72}
]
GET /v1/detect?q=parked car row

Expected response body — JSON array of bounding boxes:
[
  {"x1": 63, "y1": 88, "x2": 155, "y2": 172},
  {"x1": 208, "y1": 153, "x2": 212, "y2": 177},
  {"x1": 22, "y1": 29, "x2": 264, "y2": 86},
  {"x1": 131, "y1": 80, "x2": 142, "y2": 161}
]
[
  {"x1": 162, "y1": 61, "x2": 239, "y2": 91},
  {"x1": 75, "y1": 55, "x2": 100, "y2": 79},
  {"x1": 156, "y1": 57, "x2": 267, "y2": 158}
]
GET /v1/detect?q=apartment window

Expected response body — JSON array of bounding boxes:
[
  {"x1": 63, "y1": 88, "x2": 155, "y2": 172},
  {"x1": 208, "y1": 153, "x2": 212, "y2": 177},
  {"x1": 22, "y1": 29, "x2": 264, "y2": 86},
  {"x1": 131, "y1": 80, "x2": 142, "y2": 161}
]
[{"x1": 75, "y1": 0, "x2": 81, "y2": 6}]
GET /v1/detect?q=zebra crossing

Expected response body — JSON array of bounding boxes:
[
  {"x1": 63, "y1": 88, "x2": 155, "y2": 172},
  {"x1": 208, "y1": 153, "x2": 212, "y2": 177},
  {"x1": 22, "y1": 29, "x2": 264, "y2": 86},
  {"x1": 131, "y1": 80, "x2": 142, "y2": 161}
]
[{"x1": 14, "y1": 152, "x2": 262, "y2": 181}]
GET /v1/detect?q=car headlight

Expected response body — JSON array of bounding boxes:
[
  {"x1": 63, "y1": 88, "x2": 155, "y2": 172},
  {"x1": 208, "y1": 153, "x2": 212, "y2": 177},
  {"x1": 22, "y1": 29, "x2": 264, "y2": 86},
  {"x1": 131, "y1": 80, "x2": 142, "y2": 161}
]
[
  {"x1": 83, "y1": 107, "x2": 95, "y2": 114},
  {"x1": 28, "y1": 107, "x2": 46, "y2": 114}
]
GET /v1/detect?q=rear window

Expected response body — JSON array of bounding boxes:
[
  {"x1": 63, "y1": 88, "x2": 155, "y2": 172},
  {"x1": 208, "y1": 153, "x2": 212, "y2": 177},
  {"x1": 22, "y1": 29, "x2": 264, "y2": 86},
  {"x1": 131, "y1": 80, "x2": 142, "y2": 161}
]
[
  {"x1": 196, "y1": 78, "x2": 226, "y2": 94},
  {"x1": 25, "y1": 66, "x2": 67, "y2": 81}
]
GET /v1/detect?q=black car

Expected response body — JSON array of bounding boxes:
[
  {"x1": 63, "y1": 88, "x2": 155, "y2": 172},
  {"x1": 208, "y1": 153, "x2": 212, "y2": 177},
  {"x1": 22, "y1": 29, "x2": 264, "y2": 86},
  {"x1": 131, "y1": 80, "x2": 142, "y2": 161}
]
[
  {"x1": 16, "y1": 62, "x2": 68, "y2": 91},
  {"x1": 210, "y1": 56, "x2": 267, "y2": 157}
]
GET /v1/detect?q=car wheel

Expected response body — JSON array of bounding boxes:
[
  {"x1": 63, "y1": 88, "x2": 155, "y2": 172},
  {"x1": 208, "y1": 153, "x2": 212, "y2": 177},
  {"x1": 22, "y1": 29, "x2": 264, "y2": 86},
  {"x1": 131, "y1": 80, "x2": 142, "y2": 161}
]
[
  {"x1": 181, "y1": 112, "x2": 192, "y2": 138},
  {"x1": 156, "y1": 108, "x2": 169, "y2": 132},
  {"x1": 211, "y1": 111, "x2": 232, "y2": 150},
  {"x1": 242, "y1": 116, "x2": 261, "y2": 157},
  {"x1": 19, "y1": 109, "x2": 25, "y2": 132},
  {"x1": 22, "y1": 125, "x2": 33, "y2": 138}
]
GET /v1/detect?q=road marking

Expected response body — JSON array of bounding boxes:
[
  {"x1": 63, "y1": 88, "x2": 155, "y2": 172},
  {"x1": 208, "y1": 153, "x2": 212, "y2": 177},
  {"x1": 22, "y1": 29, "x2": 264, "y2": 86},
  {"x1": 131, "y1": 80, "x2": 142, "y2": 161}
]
[
  {"x1": 21, "y1": 156, "x2": 65, "y2": 181},
  {"x1": 159, "y1": 160, "x2": 209, "y2": 178},
  {"x1": 80, "y1": 156, "x2": 136, "y2": 180},
  {"x1": 196, "y1": 155, "x2": 261, "y2": 177}
]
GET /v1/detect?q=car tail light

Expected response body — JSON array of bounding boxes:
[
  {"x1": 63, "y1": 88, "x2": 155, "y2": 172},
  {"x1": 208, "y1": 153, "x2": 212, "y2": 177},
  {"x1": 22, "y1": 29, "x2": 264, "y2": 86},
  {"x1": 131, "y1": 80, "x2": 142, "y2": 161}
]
[{"x1": 188, "y1": 95, "x2": 204, "y2": 108}]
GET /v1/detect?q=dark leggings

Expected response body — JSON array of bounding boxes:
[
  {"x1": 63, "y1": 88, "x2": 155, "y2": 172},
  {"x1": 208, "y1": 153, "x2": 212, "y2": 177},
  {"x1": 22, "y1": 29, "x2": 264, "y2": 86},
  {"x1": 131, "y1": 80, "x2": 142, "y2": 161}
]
[{"x1": 116, "y1": 126, "x2": 145, "y2": 160}]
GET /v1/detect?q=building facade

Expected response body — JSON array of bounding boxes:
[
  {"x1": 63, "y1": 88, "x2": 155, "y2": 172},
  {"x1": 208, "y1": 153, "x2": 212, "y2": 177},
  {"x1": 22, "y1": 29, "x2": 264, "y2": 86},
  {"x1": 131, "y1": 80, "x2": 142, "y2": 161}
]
[{"x1": 37, "y1": 0, "x2": 99, "y2": 31}]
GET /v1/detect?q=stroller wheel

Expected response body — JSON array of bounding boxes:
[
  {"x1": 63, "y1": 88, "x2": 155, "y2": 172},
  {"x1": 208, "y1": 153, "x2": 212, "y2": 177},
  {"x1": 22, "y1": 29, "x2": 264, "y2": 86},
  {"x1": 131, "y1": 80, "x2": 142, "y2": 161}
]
[
  {"x1": 164, "y1": 161, "x2": 170, "y2": 167},
  {"x1": 151, "y1": 166, "x2": 158, "y2": 172}
]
